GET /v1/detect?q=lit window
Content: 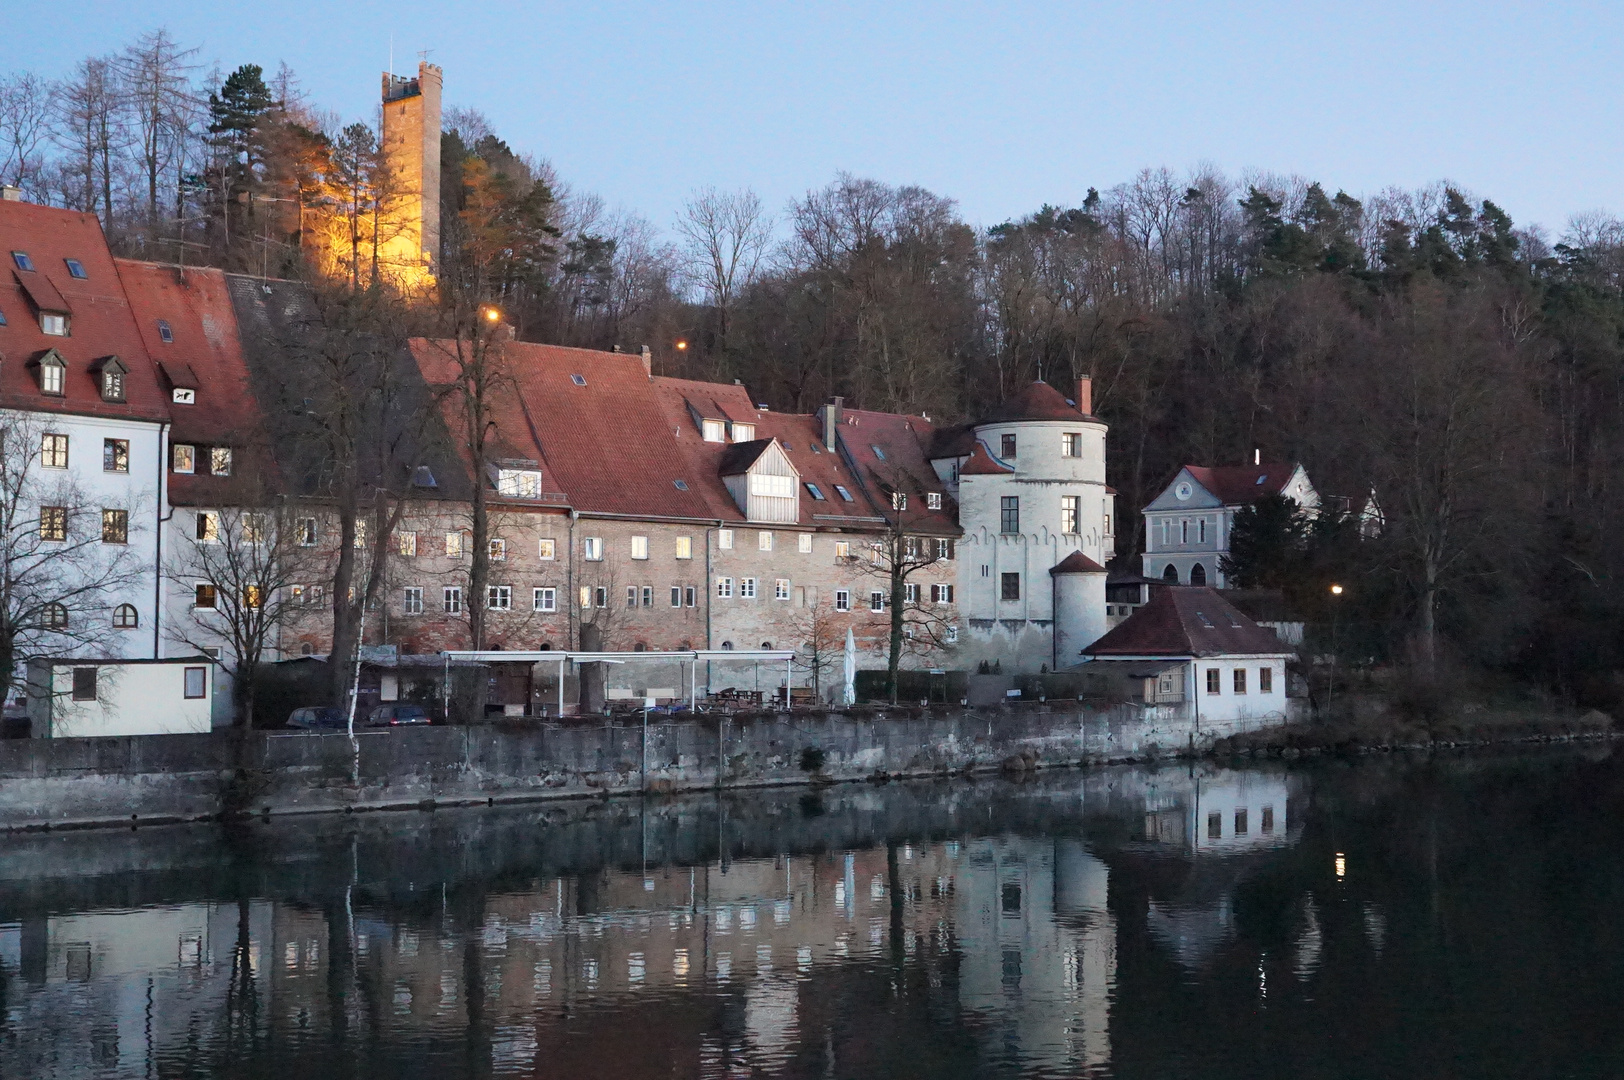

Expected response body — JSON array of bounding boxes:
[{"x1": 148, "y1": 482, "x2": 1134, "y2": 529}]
[
  {"x1": 210, "y1": 447, "x2": 232, "y2": 476},
  {"x1": 1206, "y1": 668, "x2": 1221, "y2": 694},
  {"x1": 1061, "y1": 495, "x2": 1080, "y2": 534},
  {"x1": 535, "y1": 587, "x2": 557, "y2": 612},
  {"x1": 775, "y1": 578, "x2": 790, "y2": 600},
  {"x1": 487, "y1": 586, "x2": 511, "y2": 610},
  {"x1": 702, "y1": 419, "x2": 726, "y2": 442},
  {"x1": 113, "y1": 603, "x2": 138, "y2": 629},
  {"x1": 101, "y1": 369, "x2": 124, "y2": 401},
  {"x1": 353, "y1": 520, "x2": 366, "y2": 548},
  {"x1": 1000, "y1": 496, "x2": 1019, "y2": 534},
  {"x1": 172, "y1": 444, "x2": 195, "y2": 474},
  {"x1": 194, "y1": 583, "x2": 217, "y2": 610},
  {"x1": 443, "y1": 587, "x2": 463, "y2": 614},
  {"x1": 758, "y1": 531, "x2": 772, "y2": 552},
  {"x1": 716, "y1": 577, "x2": 733, "y2": 598},
  {"x1": 397, "y1": 531, "x2": 417, "y2": 557},
  {"x1": 891, "y1": 491, "x2": 907, "y2": 511},
  {"x1": 731, "y1": 423, "x2": 755, "y2": 442},
  {"x1": 33, "y1": 504, "x2": 67, "y2": 542},
  {"x1": 717, "y1": 529, "x2": 733, "y2": 550},
  {"x1": 1234, "y1": 668, "x2": 1247, "y2": 694},
  {"x1": 798, "y1": 533, "x2": 812, "y2": 554},
  {"x1": 297, "y1": 518, "x2": 317, "y2": 546},
  {"x1": 38, "y1": 357, "x2": 65, "y2": 393},
  {"x1": 834, "y1": 485, "x2": 853, "y2": 501},
  {"x1": 11, "y1": 251, "x2": 33, "y2": 271},
  {"x1": 1001, "y1": 573, "x2": 1020, "y2": 601},
  {"x1": 869, "y1": 590, "x2": 885, "y2": 612},
  {"x1": 1260, "y1": 667, "x2": 1274, "y2": 694},
  {"x1": 489, "y1": 538, "x2": 506, "y2": 561},
  {"x1": 806, "y1": 483, "x2": 825, "y2": 500},
  {"x1": 539, "y1": 538, "x2": 555, "y2": 560},
  {"x1": 835, "y1": 589, "x2": 850, "y2": 612},
  {"x1": 157, "y1": 319, "x2": 173, "y2": 343},
  {"x1": 496, "y1": 469, "x2": 542, "y2": 498},
  {"x1": 41, "y1": 433, "x2": 68, "y2": 468},
  {"x1": 749, "y1": 473, "x2": 795, "y2": 499},
  {"x1": 1062, "y1": 433, "x2": 1081, "y2": 457},
  {"x1": 740, "y1": 577, "x2": 757, "y2": 599},
  {"x1": 445, "y1": 531, "x2": 463, "y2": 558},
  {"x1": 578, "y1": 586, "x2": 591, "y2": 609},
  {"x1": 40, "y1": 313, "x2": 68, "y2": 337},
  {"x1": 927, "y1": 492, "x2": 942, "y2": 510},
  {"x1": 583, "y1": 536, "x2": 603, "y2": 561},
  {"x1": 101, "y1": 509, "x2": 127, "y2": 544},
  {"x1": 1001, "y1": 433, "x2": 1017, "y2": 458},
  {"x1": 195, "y1": 511, "x2": 218, "y2": 542},
  {"x1": 834, "y1": 541, "x2": 851, "y2": 559},
  {"x1": 675, "y1": 536, "x2": 692, "y2": 559},
  {"x1": 631, "y1": 535, "x2": 649, "y2": 559},
  {"x1": 64, "y1": 258, "x2": 86, "y2": 279},
  {"x1": 403, "y1": 587, "x2": 423, "y2": 615}
]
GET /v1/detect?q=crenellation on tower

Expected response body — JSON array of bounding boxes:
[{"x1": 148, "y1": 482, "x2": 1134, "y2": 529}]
[{"x1": 377, "y1": 60, "x2": 442, "y2": 286}]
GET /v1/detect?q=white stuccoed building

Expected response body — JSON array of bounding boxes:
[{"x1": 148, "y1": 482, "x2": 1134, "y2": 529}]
[
  {"x1": 1142, "y1": 461, "x2": 1319, "y2": 588},
  {"x1": 930, "y1": 378, "x2": 1114, "y2": 672}
]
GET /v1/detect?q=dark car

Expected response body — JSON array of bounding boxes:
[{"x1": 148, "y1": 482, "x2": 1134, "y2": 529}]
[
  {"x1": 366, "y1": 704, "x2": 432, "y2": 727},
  {"x1": 285, "y1": 706, "x2": 347, "y2": 730}
]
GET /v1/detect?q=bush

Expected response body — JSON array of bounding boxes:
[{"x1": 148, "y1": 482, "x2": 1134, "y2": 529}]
[{"x1": 799, "y1": 746, "x2": 826, "y2": 773}]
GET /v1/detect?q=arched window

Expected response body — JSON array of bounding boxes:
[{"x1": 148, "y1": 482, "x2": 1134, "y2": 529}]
[
  {"x1": 1161, "y1": 564, "x2": 1180, "y2": 583},
  {"x1": 299, "y1": 641, "x2": 315, "y2": 656},
  {"x1": 1190, "y1": 563, "x2": 1207, "y2": 586},
  {"x1": 761, "y1": 641, "x2": 773, "y2": 649},
  {"x1": 42, "y1": 602, "x2": 67, "y2": 629},
  {"x1": 633, "y1": 642, "x2": 647, "y2": 653},
  {"x1": 538, "y1": 642, "x2": 552, "y2": 651},
  {"x1": 721, "y1": 641, "x2": 734, "y2": 650},
  {"x1": 112, "y1": 603, "x2": 138, "y2": 628}
]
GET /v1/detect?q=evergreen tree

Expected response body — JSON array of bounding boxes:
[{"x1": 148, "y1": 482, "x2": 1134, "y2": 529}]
[{"x1": 1219, "y1": 494, "x2": 1309, "y2": 590}]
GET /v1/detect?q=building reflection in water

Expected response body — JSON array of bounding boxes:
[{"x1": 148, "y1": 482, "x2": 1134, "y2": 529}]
[{"x1": 0, "y1": 764, "x2": 1304, "y2": 1079}]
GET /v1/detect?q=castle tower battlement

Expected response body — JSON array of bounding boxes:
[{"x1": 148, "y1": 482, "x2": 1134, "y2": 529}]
[{"x1": 378, "y1": 61, "x2": 441, "y2": 284}]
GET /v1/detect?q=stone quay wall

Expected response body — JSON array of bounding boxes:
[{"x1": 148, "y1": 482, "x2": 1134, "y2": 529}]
[{"x1": 0, "y1": 703, "x2": 1223, "y2": 831}]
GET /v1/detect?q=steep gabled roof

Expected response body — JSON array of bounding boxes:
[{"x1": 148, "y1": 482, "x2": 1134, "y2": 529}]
[
  {"x1": 0, "y1": 200, "x2": 168, "y2": 423},
  {"x1": 1184, "y1": 463, "x2": 1299, "y2": 506},
  {"x1": 1083, "y1": 586, "x2": 1290, "y2": 658},
  {"x1": 717, "y1": 438, "x2": 773, "y2": 476}
]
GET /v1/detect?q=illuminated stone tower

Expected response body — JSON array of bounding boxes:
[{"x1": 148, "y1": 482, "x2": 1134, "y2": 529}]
[{"x1": 378, "y1": 61, "x2": 441, "y2": 283}]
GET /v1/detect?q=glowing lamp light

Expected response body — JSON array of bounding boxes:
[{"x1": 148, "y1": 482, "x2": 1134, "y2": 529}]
[
  {"x1": 675, "y1": 340, "x2": 689, "y2": 351},
  {"x1": 1335, "y1": 853, "x2": 1347, "y2": 879},
  {"x1": 1330, "y1": 584, "x2": 1344, "y2": 596},
  {"x1": 482, "y1": 306, "x2": 501, "y2": 323}
]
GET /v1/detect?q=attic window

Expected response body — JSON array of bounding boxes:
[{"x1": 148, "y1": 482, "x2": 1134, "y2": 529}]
[
  {"x1": 1255, "y1": 475, "x2": 1265, "y2": 485},
  {"x1": 64, "y1": 259, "x2": 86, "y2": 279},
  {"x1": 36, "y1": 353, "x2": 65, "y2": 395},
  {"x1": 731, "y1": 422, "x2": 755, "y2": 442},
  {"x1": 673, "y1": 479, "x2": 689, "y2": 491},
  {"x1": 412, "y1": 465, "x2": 438, "y2": 488},
  {"x1": 805, "y1": 483, "x2": 825, "y2": 500},
  {"x1": 570, "y1": 374, "x2": 587, "y2": 386},
  {"x1": 11, "y1": 252, "x2": 32, "y2": 271},
  {"x1": 810, "y1": 443, "x2": 822, "y2": 453},
  {"x1": 157, "y1": 320, "x2": 173, "y2": 343},
  {"x1": 871, "y1": 445, "x2": 885, "y2": 460},
  {"x1": 40, "y1": 313, "x2": 68, "y2": 337},
  {"x1": 702, "y1": 419, "x2": 725, "y2": 443},
  {"x1": 834, "y1": 485, "x2": 853, "y2": 502},
  {"x1": 496, "y1": 468, "x2": 542, "y2": 498},
  {"x1": 927, "y1": 492, "x2": 942, "y2": 510},
  {"x1": 1196, "y1": 611, "x2": 1215, "y2": 629},
  {"x1": 101, "y1": 369, "x2": 124, "y2": 402}
]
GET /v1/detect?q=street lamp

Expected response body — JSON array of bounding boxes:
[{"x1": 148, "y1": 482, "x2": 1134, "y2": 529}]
[
  {"x1": 1327, "y1": 584, "x2": 1343, "y2": 720},
  {"x1": 675, "y1": 339, "x2": 688, "y2": 353},
  {"x1": 482, "y1": 305, "x2": 501, "y2": 324}
]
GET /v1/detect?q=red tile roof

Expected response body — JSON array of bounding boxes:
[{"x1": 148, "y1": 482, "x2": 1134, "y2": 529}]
[
  {"x1": 1050, "y1": 551, "x2": 1107, "y2": 575},
  {"x1": 0, "y1": 201, "x2": 168, "y2": 423},
  {"x1": 959, "y1": 440, "x2": 1013, "y2": 475},
  {"x1": 1083, "y1": 586, "x2": 1290, "y2": 657},
  {"x1": 1182, "y1": 463, "x2": 1299, "y2": 506},
  {"x1": 837, "y1": 408, "x2": 960, "y2": 534},
  {"x1": 982, "y1": 380, "x2": 1102, "y2": 424}
]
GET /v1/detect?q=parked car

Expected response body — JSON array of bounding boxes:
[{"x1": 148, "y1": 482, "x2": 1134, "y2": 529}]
[
  {"x1": 285, "y1": 706, "x2": 347, "y2": 730},
  {"x1": 366, "y1": 704, "x2": 432, "y2": 727}
]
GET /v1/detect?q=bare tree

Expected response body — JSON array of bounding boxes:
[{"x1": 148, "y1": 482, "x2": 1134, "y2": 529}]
[
  {"x1": 51, "y1": 57, "x2": 125, "y2": 227},
  {"x1": 116, "y1": 29, "x2": 200, "y2": 240},
  {"x1": 0, "y1": 72, "x2": 55, "y2": 196},
  {"x1": 166, "y1": 498, "x2": 312, "y2": 729},
  {"x1": 793, "y1": 599, "x2": 844, "y2": 703},
  {"x1": 674, "y1": 186, "x2": 772, "y2": 357},
  {"x1": 0, "y1": 414, "x2": 146, "y2": 706}
]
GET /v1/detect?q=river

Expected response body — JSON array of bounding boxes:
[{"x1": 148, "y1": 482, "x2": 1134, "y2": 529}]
[{"x1": 1, "y1": 746, "x2": 1619, "y2": 1078}]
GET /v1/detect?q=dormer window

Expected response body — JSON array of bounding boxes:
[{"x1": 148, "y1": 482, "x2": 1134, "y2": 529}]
[
  {"x1": 64, "y1": 259, "x2": 86, "y2": 279},
  {"x1": 157, "y1": 320, "x2": 173, "y2": 343},
  {"x1": 496, "y1": 468, "x2": 542, "y2": 498},
  {"x1": 702, "y1": 419, "x2": 726, "y2": 443},
  {"x1": 40, "y1": 313, "x2": 68, "y2": 337},
  {"x1": 210, "y1": 447, "x2": 232, "y2": 476},
  {"x1": 731, "y1": 423, "x2": 755, "y2": 443},
  {"x1": 36, "y1": 352, "x2": 65, "y2": 395},
  {"x1": 11, "y1": 252, "x2": 32, "y2": 271},
  {"x1": 95, "y1": 356, "x2": 128, "y2": 402}
]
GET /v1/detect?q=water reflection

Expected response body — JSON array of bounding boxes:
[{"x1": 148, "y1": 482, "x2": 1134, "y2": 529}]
[{"x1": 3, "y1": 749, "x2": 1619, "y2": 1078}]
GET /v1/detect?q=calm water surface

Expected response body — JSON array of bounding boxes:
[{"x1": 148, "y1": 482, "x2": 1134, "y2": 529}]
[{"x1": 3, "y1": 747, "x2": 1622, "y2": 1078}]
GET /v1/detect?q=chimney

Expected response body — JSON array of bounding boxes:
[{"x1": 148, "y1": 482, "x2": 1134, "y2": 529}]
[
  {"x1": 822, "y1": 396, "x2": 844, "y2": 451},
  {"x1": 0, "y1": 186, "x2": 22, "y2": 202},
  {"x1": 1076, "y1": 375, "x2": 1092, "y2": 415},
  {"x1": 640, "y1": 344, "x2": 652, "y2": 380}
]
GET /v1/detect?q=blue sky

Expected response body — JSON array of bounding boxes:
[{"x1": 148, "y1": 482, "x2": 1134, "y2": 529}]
[{"x1": 9, "y1": 1, "x2": 1620, "y2": 238}]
